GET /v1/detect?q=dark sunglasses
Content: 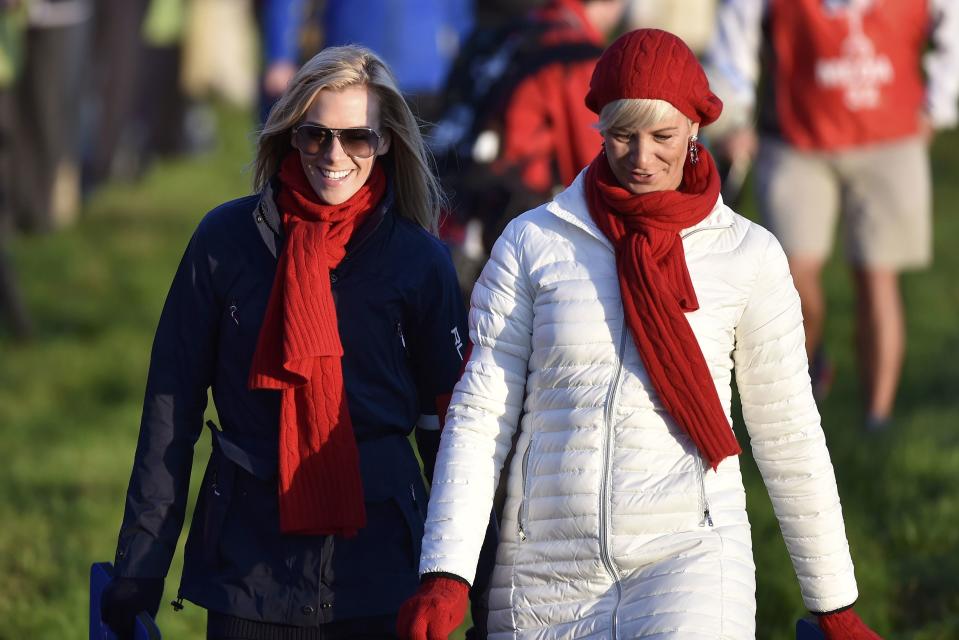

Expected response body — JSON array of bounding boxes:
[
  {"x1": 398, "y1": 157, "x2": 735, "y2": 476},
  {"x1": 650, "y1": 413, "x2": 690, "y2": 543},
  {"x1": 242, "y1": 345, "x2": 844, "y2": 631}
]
[{"x1": 291, "y1": 124, "x2": 383, "y2": 159}]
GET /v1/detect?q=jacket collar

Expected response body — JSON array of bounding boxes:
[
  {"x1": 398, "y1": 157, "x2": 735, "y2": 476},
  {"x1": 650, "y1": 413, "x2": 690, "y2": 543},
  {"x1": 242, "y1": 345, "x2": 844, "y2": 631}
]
[
  {"x1": 546, "y1": 168, "x2": 734, "y2": 252},
  {"x1": 253, "y1": 176, "x2": 396, "y2": 259}
]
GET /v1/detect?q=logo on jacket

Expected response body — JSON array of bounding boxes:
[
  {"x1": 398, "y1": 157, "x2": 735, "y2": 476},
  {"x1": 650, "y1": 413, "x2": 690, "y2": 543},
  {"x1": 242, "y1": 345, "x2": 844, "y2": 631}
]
[
  {"x1": 814, "y1": 4, "x2": 893, "y2": 110},
  {"x1": 451, "y1": 326, "x2": 464, "y2": 359}
]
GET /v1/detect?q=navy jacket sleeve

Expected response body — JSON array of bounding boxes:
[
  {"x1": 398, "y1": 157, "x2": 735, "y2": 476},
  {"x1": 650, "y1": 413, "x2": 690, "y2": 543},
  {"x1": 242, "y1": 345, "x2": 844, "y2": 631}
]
[
  {"x1": 113, "y1": 221, "x2": 220, "y2": 578},
  {"x1": 407, "y1": 241, "x2": 468, "y2": 483}
]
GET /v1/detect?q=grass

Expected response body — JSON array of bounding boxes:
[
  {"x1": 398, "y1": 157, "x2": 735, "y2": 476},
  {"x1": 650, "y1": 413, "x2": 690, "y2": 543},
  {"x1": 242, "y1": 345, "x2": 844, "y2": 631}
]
[{"x1": 1, "y1": 109, "x2": 957, "y2": 639}]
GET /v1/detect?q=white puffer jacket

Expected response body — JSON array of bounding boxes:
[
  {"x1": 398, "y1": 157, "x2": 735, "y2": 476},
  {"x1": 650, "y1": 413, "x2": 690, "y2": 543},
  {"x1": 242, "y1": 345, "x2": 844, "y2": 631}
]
[{"x1": 420, "y1": 172, "x2": 859, "y2": 639}]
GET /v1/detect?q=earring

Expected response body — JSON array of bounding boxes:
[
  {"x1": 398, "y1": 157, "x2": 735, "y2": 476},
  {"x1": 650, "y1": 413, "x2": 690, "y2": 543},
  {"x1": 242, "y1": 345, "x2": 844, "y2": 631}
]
[{"x1": 688, "y1": 136, "x2": 699, "y2": 165}]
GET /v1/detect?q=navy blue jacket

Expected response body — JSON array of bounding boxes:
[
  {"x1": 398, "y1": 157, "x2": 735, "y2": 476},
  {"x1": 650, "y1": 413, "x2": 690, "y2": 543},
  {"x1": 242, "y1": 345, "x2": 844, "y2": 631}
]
[{"x1": 111, "y1": 181, "x2": 468, "y2": 626}]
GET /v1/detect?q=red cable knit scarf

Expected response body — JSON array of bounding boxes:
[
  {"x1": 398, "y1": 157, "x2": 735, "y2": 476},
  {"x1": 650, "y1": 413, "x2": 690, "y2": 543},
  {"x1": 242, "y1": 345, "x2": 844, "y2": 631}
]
[
  {"x1": 585, "y1": 143, "x2": 741, "y2": 469},
  {"x1": 248, "y1": 153, "x2": 386, "y2": 535}
]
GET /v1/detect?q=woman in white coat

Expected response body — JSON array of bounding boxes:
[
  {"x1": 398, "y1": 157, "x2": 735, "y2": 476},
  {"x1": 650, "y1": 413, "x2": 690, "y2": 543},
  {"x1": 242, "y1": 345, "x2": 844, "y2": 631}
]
[{"x1": 397, "y1": 29, "x2": 882, "y2": 640}]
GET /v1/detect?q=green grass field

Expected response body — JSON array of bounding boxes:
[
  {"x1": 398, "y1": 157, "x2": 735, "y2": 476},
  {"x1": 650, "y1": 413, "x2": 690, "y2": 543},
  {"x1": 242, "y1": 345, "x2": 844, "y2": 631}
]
[{"x1": 1, "y1": 107, "x2": 957, "y2": 639}]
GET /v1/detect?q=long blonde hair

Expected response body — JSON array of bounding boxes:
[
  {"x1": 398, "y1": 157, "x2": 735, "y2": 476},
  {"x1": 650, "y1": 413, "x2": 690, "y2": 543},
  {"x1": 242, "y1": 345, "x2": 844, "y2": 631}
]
[{"x1": 253, "y1": 46, "x2": 444, "y2": 233}]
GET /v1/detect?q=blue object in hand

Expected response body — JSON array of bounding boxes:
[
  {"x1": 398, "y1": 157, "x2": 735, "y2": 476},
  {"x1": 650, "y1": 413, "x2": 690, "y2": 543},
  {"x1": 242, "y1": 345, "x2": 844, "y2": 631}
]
[
  {"x1": 796, "y1": 616, "x2": 826, "y2": 640},
  {"x1": 90, "y1": 562, "x2": 162, "y2": 640}
]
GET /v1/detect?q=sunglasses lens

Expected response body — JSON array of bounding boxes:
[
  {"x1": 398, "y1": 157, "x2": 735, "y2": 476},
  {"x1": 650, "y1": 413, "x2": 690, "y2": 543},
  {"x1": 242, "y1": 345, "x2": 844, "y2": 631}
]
[
  {"x1": 293, "y1": 126, "x2": 379, "y2": 158},
  {"x1": 293, "y1": 126, "x2": 329, "y2": 155},
  {"x1": 339, "y1": 129, "x2": 379, "y2": 158}
]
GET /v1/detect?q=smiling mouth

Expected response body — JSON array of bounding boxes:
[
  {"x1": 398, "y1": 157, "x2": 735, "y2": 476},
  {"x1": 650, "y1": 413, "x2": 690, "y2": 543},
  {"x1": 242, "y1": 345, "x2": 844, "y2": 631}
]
[{"x1": 320, "y1": 168, "x2": 352, "y2": 180}]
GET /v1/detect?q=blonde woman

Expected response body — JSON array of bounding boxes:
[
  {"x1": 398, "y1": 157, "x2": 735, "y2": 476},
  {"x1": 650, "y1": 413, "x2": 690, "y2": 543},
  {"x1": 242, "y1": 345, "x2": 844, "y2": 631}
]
[
  {"x1": 102, "y1": 45, "x2": 468, "y2": 639},
  {"x1": 399, "y1": 30, "x2": 882, "y2": 639}
]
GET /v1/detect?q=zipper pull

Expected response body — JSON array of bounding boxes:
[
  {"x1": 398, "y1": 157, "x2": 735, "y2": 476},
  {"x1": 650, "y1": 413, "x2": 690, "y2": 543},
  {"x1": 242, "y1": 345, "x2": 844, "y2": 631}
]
[
  {"x1": 518, "y1": 527, "x2": 527, "y2": 542},
  {"x1": 410, "y1": 482, "x2": 417, "y2": 506},
  {"x1": 170, "y1": 595, "x2": 184, "y2": 612},
  {"x1": 229, "y1": 303, "x2": 239, "y2": 326},
  {"x1": 702, "y1": 508, "x2": 714, "y2": 528}
]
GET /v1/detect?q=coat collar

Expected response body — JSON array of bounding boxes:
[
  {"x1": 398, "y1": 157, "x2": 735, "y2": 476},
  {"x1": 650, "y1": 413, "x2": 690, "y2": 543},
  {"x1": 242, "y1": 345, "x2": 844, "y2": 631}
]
[
  {"x1": 252, "y1": 176, "x2": 396, "y2": 259},
  {"x1": 546, "y1": 169, "x2": 734, "y2": 251}
]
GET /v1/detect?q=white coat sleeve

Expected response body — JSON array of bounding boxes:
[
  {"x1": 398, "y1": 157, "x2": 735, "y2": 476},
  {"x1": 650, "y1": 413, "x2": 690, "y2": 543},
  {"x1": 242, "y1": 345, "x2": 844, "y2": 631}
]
[
  {"x1": 418, "y1": 218, "x2": 535, "y2": 584},
  {"x1": 704, "y1": 0, "x2": 768, "y2": 128},
  {"x1": 925, "y1": 0, "x2": 959, "y2": 129},
  {"x1": 733, "y1": 229, "x2": 859, "y2": 613}
]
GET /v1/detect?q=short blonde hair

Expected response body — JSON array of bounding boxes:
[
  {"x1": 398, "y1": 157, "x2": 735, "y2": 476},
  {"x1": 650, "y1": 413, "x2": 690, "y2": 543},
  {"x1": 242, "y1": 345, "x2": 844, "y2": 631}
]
[
  {"x1": 597, "y1": 98, "x2": 692, "y2": 134},
  {"x1": 253, "y1": 46, "x2": 444, "y2": 233}
]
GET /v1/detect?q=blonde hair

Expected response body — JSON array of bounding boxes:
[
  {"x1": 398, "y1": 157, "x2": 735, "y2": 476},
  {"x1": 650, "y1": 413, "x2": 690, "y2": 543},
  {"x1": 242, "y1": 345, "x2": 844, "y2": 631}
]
[
  {"x1": 253, "y1": 46, "x2": 444, "y2": 233},
  {"x1": 597, "y1": 98, "x2": 692, "y2": 134}
]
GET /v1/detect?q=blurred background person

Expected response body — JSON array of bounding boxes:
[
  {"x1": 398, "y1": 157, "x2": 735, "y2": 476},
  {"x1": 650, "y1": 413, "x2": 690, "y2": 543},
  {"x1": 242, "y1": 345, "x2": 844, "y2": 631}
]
[
  {"x1": 705, "y1": 0, "x2": 959, "y2": 430},
  {"x1": 3, "y1": 0, "x2": 89, "y2": 232},
  {"x1": 84, "y1": 0, "x2": 248, "y2": 191},
  {"x1": 83, "y1": 0, "x2": 148, "y2": 190},
  {"x1": 260, "y1": 0, "x2": 473, "y2": 123},
  {"x1": 623, "y1": 0, "x2": 716, "y2": 55},
  {"x1": 431, "y1": 0, "x2": 626, "y2": 297},
  {"x1": 0, "y1": 0, "x2": 90, "y2": 339},
  {"x1": 0, "y1": 0, "x2": 31, "y2": 338}
]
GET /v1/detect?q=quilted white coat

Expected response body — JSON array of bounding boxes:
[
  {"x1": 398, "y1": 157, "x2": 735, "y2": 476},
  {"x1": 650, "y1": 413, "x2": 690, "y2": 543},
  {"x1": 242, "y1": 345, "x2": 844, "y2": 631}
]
[{"x1": 420, "y1": 171, "x2": 859, "y2": 639}]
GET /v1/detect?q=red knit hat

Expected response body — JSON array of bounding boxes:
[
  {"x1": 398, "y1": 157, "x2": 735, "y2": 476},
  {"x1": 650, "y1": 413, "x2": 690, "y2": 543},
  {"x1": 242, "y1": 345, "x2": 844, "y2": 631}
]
[{"x1": 585, "y1": 28, "x2": 722, "y2": 126}]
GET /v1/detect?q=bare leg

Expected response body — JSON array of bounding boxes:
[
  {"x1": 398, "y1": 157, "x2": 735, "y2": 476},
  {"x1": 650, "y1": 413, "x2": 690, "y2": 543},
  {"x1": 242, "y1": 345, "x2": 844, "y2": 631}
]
[
  {"x1": 788, "y1": 256, "x2": 826, "y2": 363},
  {"x1": 853, "y1": 268, "x2": 904, "y2": 424}
]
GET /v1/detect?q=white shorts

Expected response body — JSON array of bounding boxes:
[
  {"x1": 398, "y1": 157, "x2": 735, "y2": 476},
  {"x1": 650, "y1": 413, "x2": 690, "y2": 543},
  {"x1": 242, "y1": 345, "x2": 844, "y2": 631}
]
[{"x1": 755, "y1": 136, "x2": 932, "y2": 269}]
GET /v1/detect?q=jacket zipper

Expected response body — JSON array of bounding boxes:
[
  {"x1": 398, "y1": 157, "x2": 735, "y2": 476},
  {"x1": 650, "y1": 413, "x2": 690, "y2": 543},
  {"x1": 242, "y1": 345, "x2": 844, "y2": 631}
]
[
  {"x1": 396, "y1": 321, "x2": 409, "y2": 354},
  {"x1": 680, "y1": 222, "x2": 726, "y2": 528},
  {"x1": 518, "y1": 435, "x2": 534, "y2": 542},
  {"x1": 600, "y1": 324, "x2": 628, "y2": 640},
  {"x1": 680, "y1": 223, "x2": 733, "y2": 241},
  {"x1": 696, "y1": 456, "x2": 714, "y2": 527}
]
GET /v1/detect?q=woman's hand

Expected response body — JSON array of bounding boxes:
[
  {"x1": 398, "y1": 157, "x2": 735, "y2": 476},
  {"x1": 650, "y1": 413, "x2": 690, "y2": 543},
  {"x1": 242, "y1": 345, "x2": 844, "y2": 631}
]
[
  {"x1": 263, "y1": 61, "x2": 297, "y2": 99},
  {"x1": 100, "y1": 576, "x2": 164, "y2": 639},
  {"x1": 816, "y1": 607, "x2": 882, "y2": 639},
  {"x1": 918, "y1": 110, "x2": 936, "y2": 145},
  {"x1": 396, "y1": 575, "x2": 469, "y2": 639},
  {"x1": 717, "y1": 126, "x2": 759, "y2": 166}
]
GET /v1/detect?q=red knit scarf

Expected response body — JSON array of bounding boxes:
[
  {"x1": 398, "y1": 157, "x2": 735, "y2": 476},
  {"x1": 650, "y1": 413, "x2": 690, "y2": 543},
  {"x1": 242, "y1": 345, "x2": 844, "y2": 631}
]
[
  {"x1": 584, "y1": 143, "x2": 741, "y2": 469},
  {"x1": 248, "y1": 153, "x2": 386, "y2": 535}
]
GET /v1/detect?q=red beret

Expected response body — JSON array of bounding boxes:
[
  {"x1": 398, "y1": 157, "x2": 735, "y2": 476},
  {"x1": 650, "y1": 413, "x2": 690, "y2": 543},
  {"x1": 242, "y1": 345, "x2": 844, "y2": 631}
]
[{"x1": 585, "y1": 28, "x2": 722, "y2": 126}]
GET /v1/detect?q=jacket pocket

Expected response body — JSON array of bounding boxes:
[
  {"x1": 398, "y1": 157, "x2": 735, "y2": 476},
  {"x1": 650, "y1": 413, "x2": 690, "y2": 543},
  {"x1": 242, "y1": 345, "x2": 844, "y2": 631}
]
[
  {"x1": 394, "y1": 482, "x2": 425, "y2": 565},
  {"x1": 695, "y1": 456, "x2": 714, "y2": 528},
  {"x1": 197, "y1": 421, "x2": 277, "y2": 568},
  {"x1": 518, "y1": 435, "x2": 534, "y2": 542},
  {"x1": 200, "y1": 439, "x2": 237, "y2": 565},
  {"x1": 333, "y1": 481, "x2": 426, "y2": 581}
]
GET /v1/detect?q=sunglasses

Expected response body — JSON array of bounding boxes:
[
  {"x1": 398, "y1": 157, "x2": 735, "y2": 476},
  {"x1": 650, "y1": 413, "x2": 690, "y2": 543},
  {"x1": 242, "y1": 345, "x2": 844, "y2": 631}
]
[{"x1": 291, "y1": 124, "x2": 383, "y2": 159}]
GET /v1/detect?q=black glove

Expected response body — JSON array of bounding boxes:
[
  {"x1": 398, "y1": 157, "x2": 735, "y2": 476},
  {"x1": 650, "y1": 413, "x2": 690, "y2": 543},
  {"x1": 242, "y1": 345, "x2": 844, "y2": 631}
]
[{"x1": 100, "y1": 576, "x2": 164, "y2": 639}]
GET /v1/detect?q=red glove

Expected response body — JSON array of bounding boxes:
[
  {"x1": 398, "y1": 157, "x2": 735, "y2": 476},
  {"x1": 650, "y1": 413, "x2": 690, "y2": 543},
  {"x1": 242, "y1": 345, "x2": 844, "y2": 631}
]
[
  {"x1": 397, "y1": 575, "x2": 469, "y2": 640},
  {"x1": 817, "y1": 608, "x2": 882, "y2": 640}
]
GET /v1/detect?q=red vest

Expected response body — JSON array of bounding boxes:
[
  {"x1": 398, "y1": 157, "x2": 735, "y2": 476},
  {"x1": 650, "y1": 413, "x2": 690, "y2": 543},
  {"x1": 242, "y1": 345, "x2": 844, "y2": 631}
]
[{"x1": 769, "y1": 0, "x2": 928, "y2": 150}]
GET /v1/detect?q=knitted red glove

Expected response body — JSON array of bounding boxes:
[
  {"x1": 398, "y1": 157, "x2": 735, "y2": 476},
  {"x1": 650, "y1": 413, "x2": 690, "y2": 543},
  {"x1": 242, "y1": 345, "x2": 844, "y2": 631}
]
[
  {"x1": 817, "y1": 608, "x2": 882, "y2": 640},
  {"x1": 397, "y1": 575, "x2": 469, "y2": 640}
]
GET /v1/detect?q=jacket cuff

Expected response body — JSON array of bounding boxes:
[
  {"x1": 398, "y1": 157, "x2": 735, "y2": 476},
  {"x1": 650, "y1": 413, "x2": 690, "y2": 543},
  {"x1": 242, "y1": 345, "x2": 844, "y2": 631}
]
[
  {"x1": 811, "y1": 601, "x2": 856, "y2": 617},
  {"x1": 421, "y1": 571, "x2": 471, "y2": 588},
  {"x1": 114, "y1": 530, "x2": 174, "y2": 578}
]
